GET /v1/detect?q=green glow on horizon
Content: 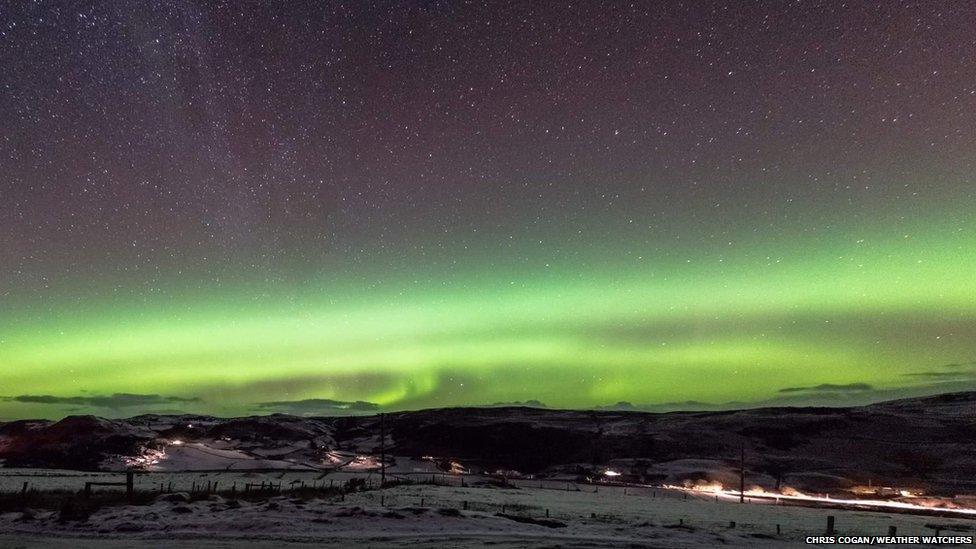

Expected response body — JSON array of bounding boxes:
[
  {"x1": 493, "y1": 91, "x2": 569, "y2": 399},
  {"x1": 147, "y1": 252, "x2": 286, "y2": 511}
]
[{"x1": 1, "y1": 212, "x2": 974, "y2": 418}]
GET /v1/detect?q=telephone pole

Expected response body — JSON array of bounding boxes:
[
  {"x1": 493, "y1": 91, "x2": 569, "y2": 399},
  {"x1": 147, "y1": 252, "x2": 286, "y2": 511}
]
[{"x1": 380, "y1": 412, "x2": 386, "y2": 487}]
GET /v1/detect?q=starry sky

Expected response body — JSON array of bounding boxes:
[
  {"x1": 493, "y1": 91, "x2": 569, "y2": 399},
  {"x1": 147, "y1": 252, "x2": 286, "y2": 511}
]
[{"x1": 1, "y1": 1, "x2": 975, "y2": 419}]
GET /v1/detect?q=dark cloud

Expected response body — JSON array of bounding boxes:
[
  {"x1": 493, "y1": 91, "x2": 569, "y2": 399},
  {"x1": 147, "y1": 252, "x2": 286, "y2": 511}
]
[
  {"x1": 4, "y1": 393, "x2": 199, "y2": 409},
  {"x1": 904, "y1": 371, "x2": 976, "y2": 379},
  {"x1": 596, "y1": 401, "x2": 636, "y2": 411},
  {"x1": 597, "y1": 400, "x2": 713, "y2": 412},
  {"x1": 904, "y1": 361, "x2": 976, "y2": 380},
  {"x1": 778, "y1": 383, "x2": 874, "y2": 394},
  {"x1": 942, "y1": 361, "x2": 976, "y2": 369},
  {"x1": 253, "y1": 398, "x2": 379, "y2": 416},
  {"x1": 484, "y1": 400, "x2": 547, "y2": 408},
  {"x1": 598, "y1": 380, "x2": 976, "y2": 413}
]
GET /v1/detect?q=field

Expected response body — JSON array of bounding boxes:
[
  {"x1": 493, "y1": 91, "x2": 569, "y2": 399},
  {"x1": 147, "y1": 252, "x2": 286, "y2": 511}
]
[{"x1": 1, "y1": 468, "x2": 974, "y2": 548}]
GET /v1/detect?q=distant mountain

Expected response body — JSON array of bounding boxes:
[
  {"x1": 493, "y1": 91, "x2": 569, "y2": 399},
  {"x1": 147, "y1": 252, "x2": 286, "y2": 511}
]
[{"x1": 2, "y1": 391, "x2": 974, "y2": 496}]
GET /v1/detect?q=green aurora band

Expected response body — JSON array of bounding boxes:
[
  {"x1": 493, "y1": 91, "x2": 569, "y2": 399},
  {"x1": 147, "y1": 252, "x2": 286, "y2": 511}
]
[{"x1": 2, "y1": 209, "x2": 974, "y2": 418}]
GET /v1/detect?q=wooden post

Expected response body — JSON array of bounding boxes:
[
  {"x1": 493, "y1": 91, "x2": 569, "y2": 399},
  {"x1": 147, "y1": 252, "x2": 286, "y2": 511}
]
[
  {"x1": 167, "y1": 481, "x2": 172, "y2": 492},
  {"x1": 739, "y1": 445, "x2": 745, "y2": 504},
  {"x1": 777, "y1": 524, "x2": 781, "y2": 535},
  {"x1": 126, "y1": 472, "x2": 134, "y2": 500},
  {"x1": 729, "y1": 521, "x2": 736, "y2": 528},
  {"x1": 546, "y1": 508, "x2": 549, "y2": 517},
  {"x1": 888, "y1": 526, "x2": 896, "y2": 536},
  {"x1": 463, "y1": 501, "x2": 468, "y2": 510},
  {"x1": 21, "y1": 482, "x2": 28, "y2": 496},
  {"x1": 826, "y1": 516, "x2": 835, "y2": 535},
  {"x1": 84, "y1": 482, "x2": 92, "y2": 498},
  {"x1": 231, "y1": 483, "x2": 237, "y2": 496}
]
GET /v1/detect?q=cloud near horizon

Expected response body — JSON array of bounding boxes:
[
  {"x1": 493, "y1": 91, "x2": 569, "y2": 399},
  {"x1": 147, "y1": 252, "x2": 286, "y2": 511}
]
[
  {"x1": 778, "y1": 383, "x2": 874, "y2": 394},
  {"x1": 253, "y1": 398, "x2": 380, "y2": 415},
  {"x1": 484, "y1": 400, "x2": 548, "y2": 408},
  {"x1": 3, "y1": 393, "x2": 199, "y2": 409}
]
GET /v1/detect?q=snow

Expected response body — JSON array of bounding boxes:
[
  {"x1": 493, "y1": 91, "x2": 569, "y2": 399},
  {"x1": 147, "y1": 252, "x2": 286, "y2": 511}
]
[
  {"x1": 2, "y1": 473, "x2": 973, "y2": 547},
  {"x1": 147, "y1": 442, "x2": 312, "y2": 471}
]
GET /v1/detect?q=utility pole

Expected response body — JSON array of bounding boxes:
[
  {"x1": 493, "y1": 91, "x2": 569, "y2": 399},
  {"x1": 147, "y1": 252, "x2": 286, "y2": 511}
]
[
  {"x1": 380, "y1": 412, "x2": 386, "y2": 487},
  {"x1": 739, "y1": 445, "x2": 745, "y2": 503}
]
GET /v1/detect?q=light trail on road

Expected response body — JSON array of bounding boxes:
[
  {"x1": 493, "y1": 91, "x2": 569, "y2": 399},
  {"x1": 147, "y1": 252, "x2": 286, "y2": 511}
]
[{"x1": 662, "y1": 484, "x2": 976, "y2": 517}]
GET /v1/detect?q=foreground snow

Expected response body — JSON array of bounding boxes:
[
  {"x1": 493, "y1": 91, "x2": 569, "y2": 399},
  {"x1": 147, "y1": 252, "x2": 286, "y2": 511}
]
[{"x1": 2, "y1": 481, "x2": 974, "y2": 547}]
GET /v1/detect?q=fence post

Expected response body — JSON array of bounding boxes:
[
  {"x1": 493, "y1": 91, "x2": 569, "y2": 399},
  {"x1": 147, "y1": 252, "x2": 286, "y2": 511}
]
[
  {"x1": 888, "y1": 526, "x2": 896, "y2": 536},
  {"x1": 84, "y1": 482, "x2": 92, "y2": 498},
  {"x1": 826, "y1": 516, "x2": 835, "y2": 535},
  {"x1": 126, "y1": 472, "x2": 134, "y2": 500}
]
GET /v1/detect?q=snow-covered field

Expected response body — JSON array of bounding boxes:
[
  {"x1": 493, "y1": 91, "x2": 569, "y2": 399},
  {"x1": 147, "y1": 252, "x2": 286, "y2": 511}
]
[{"x1": 2, "y1": 473, "x2": 974, "y2": 547}]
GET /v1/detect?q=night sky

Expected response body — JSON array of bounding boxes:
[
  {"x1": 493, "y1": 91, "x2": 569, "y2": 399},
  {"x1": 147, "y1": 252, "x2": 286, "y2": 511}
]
[{"x1": 1, "y1": 1, "x2": 975, "y2": 419}]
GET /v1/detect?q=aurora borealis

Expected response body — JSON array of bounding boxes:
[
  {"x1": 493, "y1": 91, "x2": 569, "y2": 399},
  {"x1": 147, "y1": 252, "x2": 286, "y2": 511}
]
[{"x1": 1, "y1": 2, "x2": 975, "y2": 419}]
